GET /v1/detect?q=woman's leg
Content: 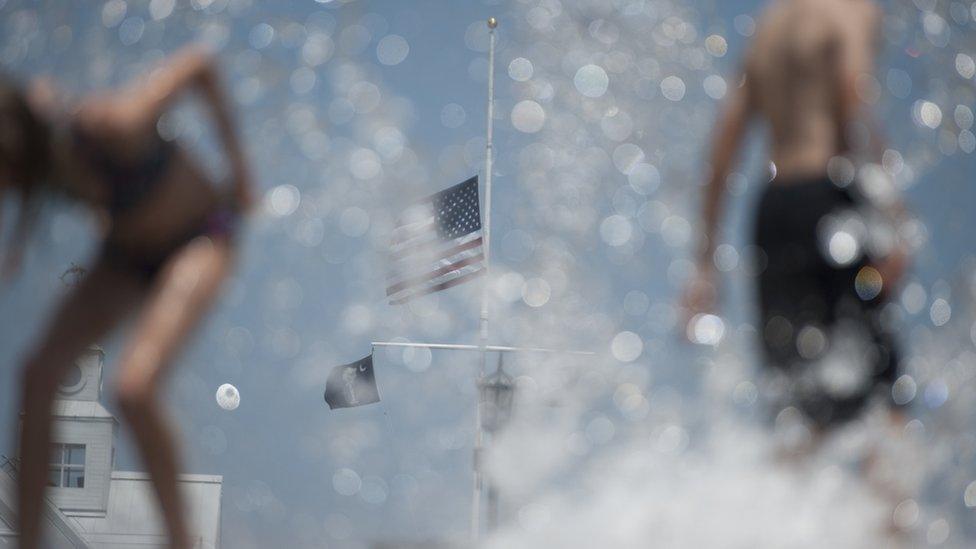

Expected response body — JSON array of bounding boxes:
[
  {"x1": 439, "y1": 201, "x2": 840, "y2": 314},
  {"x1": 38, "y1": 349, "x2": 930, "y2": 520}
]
[
  {"x1": 114, "y1": 236, "x2": 234, "y2": 549},
  {"x1": 17, "y1": 262, "x2": 143, "y2": 549}
]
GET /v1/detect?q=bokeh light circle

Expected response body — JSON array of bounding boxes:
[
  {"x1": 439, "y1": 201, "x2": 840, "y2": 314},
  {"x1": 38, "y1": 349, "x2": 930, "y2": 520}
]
[
  {"x1": 332, "y1": 468, "x2": 362, "y2": 496},
  {"x1": 440, "y1": 103, "x2": 466, "y2": 128},
  {"x1": 376, "y1": 34, "x2": 409, "y2": 65},
  {"x1": 574, "y1": 64, "x2": 609, "y2": 98},
  {"x1": 508, "y1": 57, "x2": 534, "y2": 81},
  {"x1": 687, "y1": 313, "x2": 726, "y2": 346},
  {"x1": 660, "y1": 76, "x2": 686, "y2": 101},
  {"x1": 522, "y1": 278, "x2": 552, "y2": 307},
  {"x1": 854, "y1": 266, "x2": 883, "y2": 301},
  {"x1": 511, "y1": 100, "x2": 546, "y2": 133},
  {"x1": 611, "y1": 331, "x2": 643, "y2": 362}
]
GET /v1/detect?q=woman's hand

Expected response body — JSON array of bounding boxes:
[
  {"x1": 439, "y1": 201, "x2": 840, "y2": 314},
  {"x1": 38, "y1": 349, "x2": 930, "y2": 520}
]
[
  {"x1": 680, "y1": 263, "x2": 719, "y2": 332},
  {"x1": 874, "y1": 244, "x2": 910, "y2": 299}
]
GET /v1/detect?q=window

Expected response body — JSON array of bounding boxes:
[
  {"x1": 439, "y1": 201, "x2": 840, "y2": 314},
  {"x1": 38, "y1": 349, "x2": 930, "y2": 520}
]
[
  {"x1": 48, "y1": 444, "x2": 85, "y2": 488},
  {"x1": 57, "y1": 364, "x2": 85, "y2": 395}
]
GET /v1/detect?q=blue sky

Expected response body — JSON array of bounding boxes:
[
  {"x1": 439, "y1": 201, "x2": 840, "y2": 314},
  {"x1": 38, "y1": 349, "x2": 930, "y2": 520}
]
[{"x1": 2, "y1": 0, "x2": 975, "y2": 546}]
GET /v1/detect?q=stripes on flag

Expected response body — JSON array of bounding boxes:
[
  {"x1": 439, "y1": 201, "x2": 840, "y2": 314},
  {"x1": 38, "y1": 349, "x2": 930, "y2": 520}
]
[{"x1": 387, "y1": 176, "x2": 485, "y2": 305}]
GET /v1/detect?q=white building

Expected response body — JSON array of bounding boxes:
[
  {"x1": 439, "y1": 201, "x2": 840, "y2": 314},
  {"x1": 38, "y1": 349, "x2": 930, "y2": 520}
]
[{"x1": 0, "y1": 346, "x2": 222, "y2": 548}]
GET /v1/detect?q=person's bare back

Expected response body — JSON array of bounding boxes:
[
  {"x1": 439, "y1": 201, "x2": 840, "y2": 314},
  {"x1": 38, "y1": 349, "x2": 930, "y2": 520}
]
[
  {"x1": 683, "y1": 0, "x2": 897, "y2": 318},
  {"x1": 745, "y1": 0, "x2": 881, "y2": 181}
]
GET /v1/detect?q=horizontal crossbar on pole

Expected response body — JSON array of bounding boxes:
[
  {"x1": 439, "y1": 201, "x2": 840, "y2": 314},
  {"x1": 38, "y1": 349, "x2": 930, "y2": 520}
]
[{"x1": 370, "y1": 341, "x2": 595, "y2": 356}]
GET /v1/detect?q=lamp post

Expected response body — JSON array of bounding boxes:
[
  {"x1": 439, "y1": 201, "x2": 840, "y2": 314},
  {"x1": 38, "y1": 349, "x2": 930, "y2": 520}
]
[
  {"x1": 369, "y1": 342, "x2": 593, "y2": 539},
  {"x1": 478, "y1": 354, "x2": 514, "y2": 433},
  {"x1": 476, "y1": 353, "x2": 514, "y2": 532}
]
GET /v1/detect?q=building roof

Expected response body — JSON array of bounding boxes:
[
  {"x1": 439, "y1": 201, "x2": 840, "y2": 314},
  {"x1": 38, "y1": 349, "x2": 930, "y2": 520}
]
[
  {"x1": 111, "y1": 471, "x2": 223, "y2": 484},
  {"x1": 0, "y1": 459, "x2": 92, "y2": 548},
  {"x1": 50, "y1": 400, "x2": 116, "y2": 421},
  {"x1": 66, "y1": 472, "x2": 222, "y2": 549}
]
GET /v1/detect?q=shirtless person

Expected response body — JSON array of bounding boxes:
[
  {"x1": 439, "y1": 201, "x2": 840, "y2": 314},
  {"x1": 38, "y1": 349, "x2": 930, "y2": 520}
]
[{"x1": 683, "y1": 0, "x2": 910, "y2": 438}]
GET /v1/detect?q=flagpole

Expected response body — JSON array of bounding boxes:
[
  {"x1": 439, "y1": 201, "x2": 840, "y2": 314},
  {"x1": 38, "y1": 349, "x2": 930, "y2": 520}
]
[
  {"x1": 480, "y1": 16, "x2": 497, "y2": 374},
  {"x1": 473, "y1": 15, "x2": 498, "y2": 541}
]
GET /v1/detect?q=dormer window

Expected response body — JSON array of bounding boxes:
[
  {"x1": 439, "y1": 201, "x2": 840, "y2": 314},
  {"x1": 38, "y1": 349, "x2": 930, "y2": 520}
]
[{"x1": 48, "y1": 444, "x2": 86, "y2": 488}]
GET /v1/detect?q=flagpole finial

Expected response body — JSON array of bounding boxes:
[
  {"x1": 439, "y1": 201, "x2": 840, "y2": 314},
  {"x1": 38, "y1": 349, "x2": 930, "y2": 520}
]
[{"x1": 487, "y1": 17, "x2": 498, "y2": 29}]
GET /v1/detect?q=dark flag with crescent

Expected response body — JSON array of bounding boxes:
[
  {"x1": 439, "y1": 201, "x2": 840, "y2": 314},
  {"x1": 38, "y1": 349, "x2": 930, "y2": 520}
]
[{"x1": 325, "y1": 353, "x2": 380, "y2": 409}]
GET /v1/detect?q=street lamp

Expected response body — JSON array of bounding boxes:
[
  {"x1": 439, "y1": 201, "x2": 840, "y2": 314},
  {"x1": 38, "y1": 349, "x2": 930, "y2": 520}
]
[
  {"x1": 477, "y1": 353, "x2": 515, "y2": 433},
  {"x1": 476, "y1": 353, "x2": 515, "y2": 532}
]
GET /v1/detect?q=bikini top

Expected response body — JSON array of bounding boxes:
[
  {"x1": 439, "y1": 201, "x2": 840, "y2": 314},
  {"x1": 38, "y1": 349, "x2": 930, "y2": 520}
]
[{"x1": 71, "y1": 121, "x2": 176, "y2": 218}]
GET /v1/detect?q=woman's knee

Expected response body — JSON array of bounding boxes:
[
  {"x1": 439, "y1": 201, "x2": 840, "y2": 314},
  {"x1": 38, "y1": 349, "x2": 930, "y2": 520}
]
[
  {"x1": 115, "y1": 342, "x2": 165, "y2": 415},
  {"x1": 115, "y1": 375, "x2": 158, "y2": 417}
]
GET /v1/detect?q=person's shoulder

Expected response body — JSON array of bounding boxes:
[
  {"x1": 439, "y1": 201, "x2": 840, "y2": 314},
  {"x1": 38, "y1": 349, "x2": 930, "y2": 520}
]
[
  {"x1": 851, "y1": 0, "x2": 883, "y2": 22},
  {"x1": 745, "y1": 1, "x2": 783, "y2": 53},
  {"x1": 822, "y1": 0, "x2": 881, "y2": 36},
  {"x1": 753, "y1": 0, "x2": 787, "y2": 32},
  {"x1": 862, "y1": 0, "x2": 883, "y2": 16},
  {"x1": 866, "y1": 1, "x2": 883, "y2": 27},
  {"x1": 837, "y1": 0, "x2": 882, "y2": 24}
]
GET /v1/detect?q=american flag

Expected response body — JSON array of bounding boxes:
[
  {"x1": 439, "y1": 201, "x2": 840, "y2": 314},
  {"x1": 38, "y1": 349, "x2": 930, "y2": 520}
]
[{"x1": 387, "y1": 176, "x2": 485, "y2": 305}]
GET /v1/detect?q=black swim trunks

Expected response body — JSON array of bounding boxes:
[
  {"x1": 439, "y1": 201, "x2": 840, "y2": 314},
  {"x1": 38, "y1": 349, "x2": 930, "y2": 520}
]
[{"x1": 754, "y1": 176, "x2": 901, "y2": 428}]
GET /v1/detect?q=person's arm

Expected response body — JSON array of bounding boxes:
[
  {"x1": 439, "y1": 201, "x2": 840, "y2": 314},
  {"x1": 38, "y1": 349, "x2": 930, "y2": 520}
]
[
  {"x1": 697, "y1": 75, "x2": 754, "y2": 269},
  {"x1": 111, "y1": 45, "x2": 253, "y2": 211},
  {"x1": 682, "y1": 71, "x2": 755, "y2": 316},
  {"x1": 0, "y1": 78, "x2": 60, "y2": 282}
]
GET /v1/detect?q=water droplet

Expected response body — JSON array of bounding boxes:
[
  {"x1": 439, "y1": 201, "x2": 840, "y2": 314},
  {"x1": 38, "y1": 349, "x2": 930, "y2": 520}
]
[
  {"x1": 402, "y1": 346, "x2": 432, "y2": 372},
  {"x1": 376, "y1": 34, "x2": 409, "y2": 66},
  {"x1": 914, "y1": 100, "x2": 943, "y2": 129},
  {"x1": 521, "y1": 278, "x2": 551, "y2": 307},
  {"x1": 826, "y1": 230, "x2": 860, "y2": 266},
  {"x1": 956, "y1": 53, "x2": 975, "y2": 79},
  {"x1": 687, "y1": 313, "x2": 725, "y2": 346},
  {"x1": 600, "y1": 215, "x2": 633, "y2": 247},
  {"x1": 703, "y1": 74, "x2": 727, "y2": 99},
  {"x1": 268, "y1": 184, "x2": 301, "y2": 217},
  {"x1": 660, "y1": 75, "x2": 686, "y2": 101},
  {"x1": 574, "y1": 64, "x2": 609, "y2": 98},
  {"x1": 511, "y1": 100, "x2": 545, "y2": 133},
  {"x1": 508, "y1": 57, "x2": 534, "y2": 82},
  {"x1": 332, "y1": 468, "x2": 362, "y2": 496},
  {"x1": 440, "y1": 103, "x2": 466, "y2": 128},
  {"x1": 733, "y1": 14, "x2": 755, "y2": 36},
  {"x1": 249, "y1": 23, "x2": 275, "y2": 50},
  {"x1": 854, "y1": 266, "x2": 883, "y2": 301},
  {"x1": 705, "y1": 34, "x2": 728, "y2": 57},
  {"x1": 611, "y1": 331, "x2": 643, "y2": 362},
  {"x1": 339, "y1": 207, "x2": 370, "y2": 237},
  {"x1": 349, "y1": 148, "x2": 382, "y2": 180}
]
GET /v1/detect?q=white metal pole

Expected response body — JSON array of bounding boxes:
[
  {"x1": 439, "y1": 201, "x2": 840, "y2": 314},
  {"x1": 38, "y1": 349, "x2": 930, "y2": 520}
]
[
  {"x1": 480, "y1": 18, "x2": 497, "y2": 374},
  {"x1": 471, "y1": 389, "x2": 483, "y2": 541},
  {"x1": 473, "y1": 16, "x2": 498, "y2": 541},
  {"x1": 370, "y1": 341, "x2": 595, "y2": 356}
]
